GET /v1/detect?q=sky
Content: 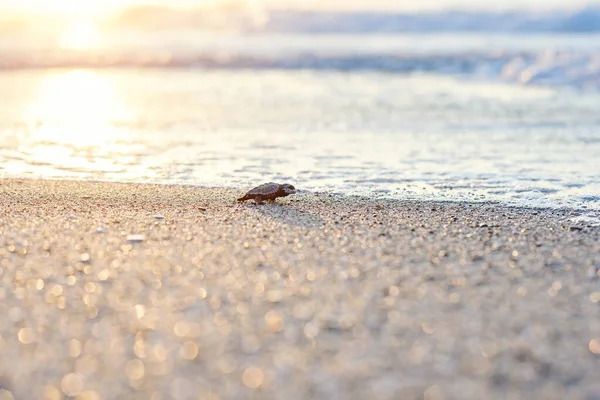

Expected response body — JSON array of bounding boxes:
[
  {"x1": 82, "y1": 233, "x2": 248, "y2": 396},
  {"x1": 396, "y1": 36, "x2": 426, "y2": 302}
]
[{"x1": 1, "y1": 0, "x2": 599, "y2": 18}]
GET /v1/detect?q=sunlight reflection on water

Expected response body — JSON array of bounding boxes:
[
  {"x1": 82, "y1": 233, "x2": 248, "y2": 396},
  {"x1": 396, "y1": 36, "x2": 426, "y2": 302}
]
[
  {"x1": 27, "y1": 70, "x2": 125, "y2": 130},
  {"x1": 0, "y1": 68, "x2": 599, "y2": 215},
  {"x1": 8, "y1": 70, "x2": 137, "y2": 176}
]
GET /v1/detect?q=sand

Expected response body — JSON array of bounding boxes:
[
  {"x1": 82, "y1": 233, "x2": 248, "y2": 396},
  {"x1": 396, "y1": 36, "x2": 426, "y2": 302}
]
[{"x1": 0, "y1": 179, "x2": 598, "y2": 400}]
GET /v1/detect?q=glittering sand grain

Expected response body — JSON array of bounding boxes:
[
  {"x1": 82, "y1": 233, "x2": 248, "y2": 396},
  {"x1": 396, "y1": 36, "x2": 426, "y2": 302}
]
[{"x1": 0, "y1": 179, "x2": 599, "y2": 400}]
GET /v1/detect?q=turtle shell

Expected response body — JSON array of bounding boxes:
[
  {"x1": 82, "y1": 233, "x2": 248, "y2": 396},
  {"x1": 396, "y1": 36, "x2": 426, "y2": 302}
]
[{"x1": 246, "y1": 182, "x2": 280, "y2": 196}]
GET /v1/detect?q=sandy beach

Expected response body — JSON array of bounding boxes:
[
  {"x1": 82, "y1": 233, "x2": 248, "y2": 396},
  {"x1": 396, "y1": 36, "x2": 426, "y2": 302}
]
[{"x1": 0, "y1": 179, "x2": 598, "y2": 400}]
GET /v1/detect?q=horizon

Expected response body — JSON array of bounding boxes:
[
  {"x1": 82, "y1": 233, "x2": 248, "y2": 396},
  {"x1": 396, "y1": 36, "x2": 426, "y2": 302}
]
[
  {"x1": 1, "y1": 0, "x2": 600, "y2": 54},
  {"x1": 1, "y1": 0, "x2": 600, "y2": 19}
]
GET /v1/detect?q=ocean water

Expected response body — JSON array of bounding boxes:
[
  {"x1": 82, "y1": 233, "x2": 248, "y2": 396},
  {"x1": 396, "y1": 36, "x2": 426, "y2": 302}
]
[{"x1": 0, "y1": 6, "x2": 599, "y2": 220}]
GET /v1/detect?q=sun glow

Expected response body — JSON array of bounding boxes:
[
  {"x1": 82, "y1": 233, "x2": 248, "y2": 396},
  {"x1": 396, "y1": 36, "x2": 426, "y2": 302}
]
[
  {"x1": 2, "y1": 0, "x2": 124, "y2": 18},
  {"x1": 58, "y1": 20, "x2": 103, "y2": 50}
]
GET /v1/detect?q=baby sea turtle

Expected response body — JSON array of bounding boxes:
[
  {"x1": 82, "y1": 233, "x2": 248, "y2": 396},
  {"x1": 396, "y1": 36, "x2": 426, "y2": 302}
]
[{"x1": 237, "y1": 182, "x2": 296, "y2": 204}]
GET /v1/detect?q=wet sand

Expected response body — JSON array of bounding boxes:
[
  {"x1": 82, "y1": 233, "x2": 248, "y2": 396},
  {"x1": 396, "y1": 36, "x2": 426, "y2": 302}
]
[{"x1": 0, "y1": 179, "x2": 599, "y2": 400}]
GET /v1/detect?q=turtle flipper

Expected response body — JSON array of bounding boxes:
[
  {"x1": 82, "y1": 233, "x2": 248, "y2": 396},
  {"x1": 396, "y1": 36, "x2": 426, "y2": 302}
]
[{"x1": 254, "y1": 196, "x2": 264, "y2": 205}]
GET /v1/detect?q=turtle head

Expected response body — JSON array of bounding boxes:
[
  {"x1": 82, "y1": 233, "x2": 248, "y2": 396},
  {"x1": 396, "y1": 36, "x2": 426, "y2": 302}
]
[{"x1": 281, "y1": 183, "x2": 297, "y2": 195}]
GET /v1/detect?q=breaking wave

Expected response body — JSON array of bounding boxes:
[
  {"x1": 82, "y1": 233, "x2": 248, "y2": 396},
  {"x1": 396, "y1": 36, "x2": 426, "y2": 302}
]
[{"x1": 3, "y1": 43, "x2": 600, "y2": 89}]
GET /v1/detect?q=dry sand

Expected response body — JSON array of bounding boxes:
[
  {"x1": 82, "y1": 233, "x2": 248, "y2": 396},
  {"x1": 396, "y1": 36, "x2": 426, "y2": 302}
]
[{"x1": 0, "y1": 179, "x2": 599, "y2": 400}]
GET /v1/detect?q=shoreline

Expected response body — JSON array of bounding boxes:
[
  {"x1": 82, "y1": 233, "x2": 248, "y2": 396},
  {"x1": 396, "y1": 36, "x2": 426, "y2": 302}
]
[
  {"x1": 3, "y1": 176, "x2": 599, "y2": 220},
  {"x1": 0, "y1": 179, "x2": 599, "y2": 399}
]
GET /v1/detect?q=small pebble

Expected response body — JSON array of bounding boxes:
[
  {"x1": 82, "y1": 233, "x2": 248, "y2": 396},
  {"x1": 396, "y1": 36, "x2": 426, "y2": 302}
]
[{"x1": 127, "y1": 234, "x2": 145, "y2": 243}]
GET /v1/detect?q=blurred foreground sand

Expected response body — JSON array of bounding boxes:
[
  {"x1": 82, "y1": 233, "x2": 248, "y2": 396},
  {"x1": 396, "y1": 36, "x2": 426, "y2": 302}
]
[{"x1": 0, "y1": 179, "x2": 599, "y2": 400}]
